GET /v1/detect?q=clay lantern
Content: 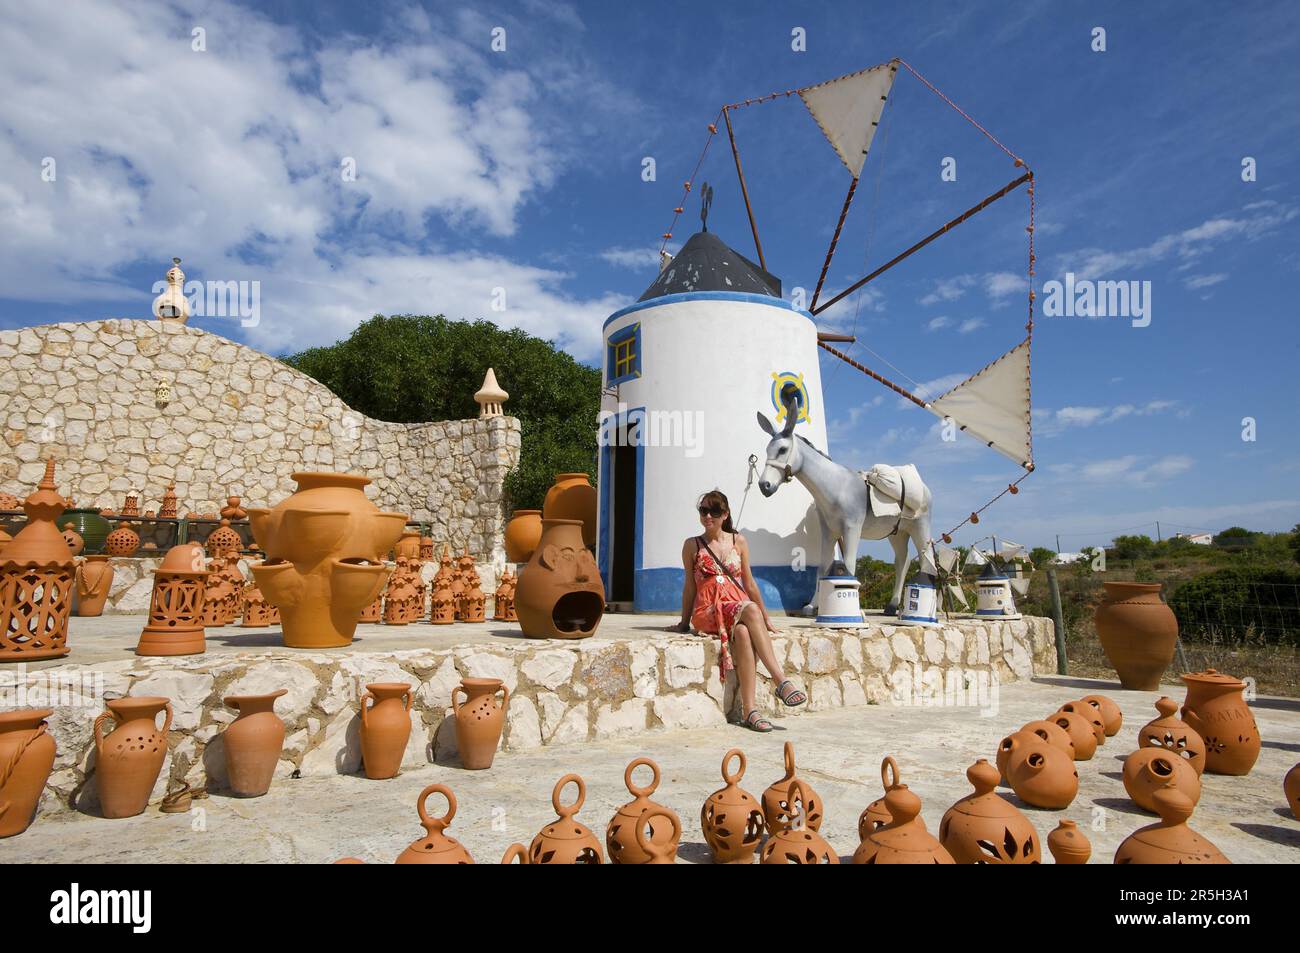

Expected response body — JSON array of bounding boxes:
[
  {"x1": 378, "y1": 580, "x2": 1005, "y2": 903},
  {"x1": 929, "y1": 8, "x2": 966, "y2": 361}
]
[
  {"x1": 939, "y1": 759, "x2": 1042, "y2": 864},
  {"x1": 205, "y1": 518, "x2": 243, "y2": 558},
  {"x1": 104, "y1": 521, "x2": 141, "y2": 557},
  {"x1": 136, "y1": 543, "x2": 208, "y2": 656},
  {"x1": 762, "y1": 741, "x2": 824, "y2": 834},
  {"x1": 1138, "y1": 696, "x2": 1206, "y2": 775},
  {"x1": 240, "y1": 578, "x2": 280, "y2": 627},
  {"x1": 701, "y1": 748, "x2": 765, "y2": 864},
  {"x1": 761, "y1": 780, "x2": 839, "y2": 864},
  {"x1": 853, "y1": 785, "x2": 955, "y2": 865},
  {"x1": 858, "y1": 756, "x2": 926, "y2": 839},
  {"x1": 120, "y1": 493, "x2": 140, "y2": 518},
  {"x1": 430, "y1": 573, "x2": 456, "y2": 624},
  {"x1": 1114, "y1": 783, "x2": 1230, "y2": 864},
  {"x1": 395, "y1": 784, "x2": 475, "y2": 865},
  {"x1": 1123, "y1": 747, "x2": 1202, "y2": 813},
  {"x1": 474, "y1": 367, "x2": 508, "y2": 419},
  {"x1": 528, "y1": 774, "x2": 604, "y2": 864},
  {"x1": 1180, "y1": 669, "x2": 1261, "y2": 776},
  {"x1": 514, "y1": 519, "x2": 605, "y2": 639},
  {"x1": 606, "y1": 758, "x2": 681, "y2": 865},
  {"x1": 418, "y1": 536, "x2": 434, "y2": 561},
  {"x1": 0, "y1": 460, "x2": 74, "y2": 662}
]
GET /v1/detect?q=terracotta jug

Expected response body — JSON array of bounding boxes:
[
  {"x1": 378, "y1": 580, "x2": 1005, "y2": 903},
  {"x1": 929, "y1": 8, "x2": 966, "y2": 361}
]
[
  {"x1": 514, "y1": 519, "x2": 605, "y2": 640},
  {"x1": 0, "y1": 708, "x2": 57, "y2": 837},
  {"x1": 858, "y1": 755, "x2": 925, "y2": 840},
  {"x1": 359, "y1": 682, "x2": 413, "y2": 780},
  {"x1": 1138, "y1": 696, "x2": 1205, "y2": 775},
  {"x1": 453, "y1": 677, "x2": 509, "y2": 770},
  {"x1": 606, "y1": 757, "x2": 681, "y2": 864},
  {"x1": 939, "y1": 759, "x2": 1041, "y2": 864},
  {"x1": 0, "y1": 460, "x2": 74, "y2": 661},
  {"x1": 1057, "y1": 701, "x2": 1106, "y2": 746},
  {"x1": 62, "y1": 524, "x2": 85, "y2": 556},
  {"x1": 247, "y1": 472, "x2": 407, "y2": 649},
  {"x1": 762, "y1": 780, "x2": 840, "y2": 864},
  {"x1": 1114, "y1": 783, "x2": 1230, "y2": 864},
  {"x1": 1047, "y1": 819, "x2": 1091, "y2": 864},
  {"x1": 701, "y1": 748, "x2": 764, "y2": 864},
  {"x1": 1094, "y1": 581, "x2": 1177, "y2": 690},
  {"x1": 852, "y1": 785, "x2": 954, "y2": 865},
  {"x1": 395, "y1": 784, "x2": 474, "y2": 864},
  {"x1": 504, "y1": 510, "x2": 543, "y2": 563},
  {"x1": 222, "y1": 689, "x2": 286, "y2": 798},
  {"x1": 1180, "y1": 669, "x2": 1261, "y2": 776},
  {"x1": 1047, "y1": 709, "x2": 1098, "y2": 760},
  {"x1": 762, "y1": 741, "x2": 823, "y2": 834},
  {"x1": 1284, "y1": 763, "x2": 1300, "y2": 820},
  {"x1": 1000, "y1": 731, "x2": 1078, "y2": 809},
  {"x1": 528, "y1": 773, "x2": 604, "y2": 864},
  {"x1": 542, "y1": 473, "x2": 597, "y2": 549},
  {"x1": 94, "y1": 697, "x2": 173, "y2": 818},
  {"x1": 1123, "y1": 747, "x2": 1201, "y2": 813},
  {"x1": 1078, "y1": 693, "x2": 1123, "y2": 736},
  {"x1": 75, "y1": 555, "x2": 115, "y2": 616},
  {"x1": 104, "y1": 521, "x2": 141, "y2": 557}
]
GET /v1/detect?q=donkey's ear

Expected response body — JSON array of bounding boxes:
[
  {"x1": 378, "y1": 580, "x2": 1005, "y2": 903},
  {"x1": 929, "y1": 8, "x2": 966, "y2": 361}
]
[
  {"x1": 756, "y1": 411, "x2": 775, "y2": 436},
  {"x1": 779, "y1": 384, "x2": 800, "y2": 435}
]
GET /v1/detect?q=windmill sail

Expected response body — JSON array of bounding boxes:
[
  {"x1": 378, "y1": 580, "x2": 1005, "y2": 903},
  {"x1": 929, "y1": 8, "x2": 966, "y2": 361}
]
[
  {"x1": 927, "y1": 340, "x2": 1033, "y2": 469},
  {"x1": 797, "y1": 62, "x2": 898, "y2": 178}
]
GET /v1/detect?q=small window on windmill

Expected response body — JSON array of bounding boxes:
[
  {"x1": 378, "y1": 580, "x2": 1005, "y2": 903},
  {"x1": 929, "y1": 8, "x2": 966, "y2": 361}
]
[{"x1": 607, "y1": 323, "x2": 641, "y2": 385}]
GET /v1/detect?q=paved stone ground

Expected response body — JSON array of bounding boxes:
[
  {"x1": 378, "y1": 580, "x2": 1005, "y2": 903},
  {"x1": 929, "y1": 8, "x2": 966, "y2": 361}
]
[{"x1": 5, "y1": 676, "x2": 1297, "y2": 863}]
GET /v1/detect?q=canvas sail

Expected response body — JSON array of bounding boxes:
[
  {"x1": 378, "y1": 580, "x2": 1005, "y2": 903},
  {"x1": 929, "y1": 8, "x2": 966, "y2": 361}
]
[
  {"x1": 927, "y1": 339, "x2": 1033, "y2": 469},
  {"x1": 798, "y1": 62, "x2": 898, "y2": 178}
]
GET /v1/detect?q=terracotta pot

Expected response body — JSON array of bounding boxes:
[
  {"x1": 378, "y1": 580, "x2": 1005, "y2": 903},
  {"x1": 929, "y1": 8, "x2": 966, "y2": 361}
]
[
  {"x1": 1138, "y1": 696, "x2": 1206, "y2": 775},
  {"x1": 1047, "y1": 709, "x2": 1098, "y2": 760},
  {"x1": 0, "y1": 708, "x2": 57, "y2": 837},
  {"x1": 939, "y1": 759, "x2": 1041, "y2": 864},
  {"x1": 858, "y1": 755, "x2": 925, "y2": 840},
  {"x1": 1180, "y1": 669, "x2": 1261, "y2": 776},
  {"x1": 419, "y1": 537, "x2": 434, "y2": 560},
  {"x1": 1114, "y1": 783, "x2": 1229, "y2": 864},
  {"x1": 852, "y1": 785, "x2": 954, "y2": 865},
  {"x1": 394, "y1": 529, "x2": 421, "y2": 561},
  {"x1": 762, "y1": 741, "x2": 823, "y2": 834},
  {"x1": 1057, "y1": 700, "x2": 1106, "y2": 746},
  {"x1": 94, "y1": 697, "x2": 172, "y2": 818},
  {"x1": 395, "y1": 784, "x2": 474, "y2": 864},
  {"x1": 1285, "y1": 763, "x2": 1300, "y2": 820},
  {"x1": 701, "y1": 748, "x2": 765, "y2": 864},
  {"x1": 514, "y1": 519, "x2": 605, "y2": 640},
  {"x1": 1078, "y1": 694, "x2": 1123, "y2": 737},
  {"x1": 222, "y1": 689, "x2": 286, "y2": 797},
  {"x1": 1000, "y1": 731, "x2": 1078, "y2": 809},
  {"x1": 504, "y1": 510, "x2": 543, "y2": 563},
  {"x1": 542, "y1": 473, "x2": 596, "y2": 549},
  {"x1": 120, "y1": 494, "x2": 140, "y2": 518},
  {"x1": 0, "y1": 460, "x2": 74, "y2": 661},
  {"x1": 59, "y1": 508, "x2": 112, "y2": 554},
  {"x1": 1009, "y1": 720, "x2": 1075, "y2": 765},
  {"x1": 1123, "y1": 747, "x2": 1201, "y2": 813},
  {"x1": 607, "y1": 757, "x2": 681, "y2": 864},
  {"x1": 75, "y1": 555, "x2": 115, "y2": 616},
  {"x1": 104, "y1": 521, "x2": 141, "y2": 557},
  {"x1": 1094, "y1": 581, "x2": 1177, "y2": 690},
  {"x1": 528, "y1": 773, "x2": 604, "y2": 864},
  {"x1": 762, "y1": 780, "x2": 840, "y2": 864},
  {"x1": 1047, "y1": 819, "x2": 1091, "y2": 864},
  {"x1": 359, "y1": 682, "x2": 412, "y2": 780},
  {"x1": 453, "y1": 677, "x2": 509, "y2": 770},
  {"x1": 61, "y1": 524, "x2": 84, "y2": 556}
]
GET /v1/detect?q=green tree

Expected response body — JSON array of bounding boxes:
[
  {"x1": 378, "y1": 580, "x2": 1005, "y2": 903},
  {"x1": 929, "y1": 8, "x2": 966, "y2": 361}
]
[
  {"x1": 1029, "y1": 546, "x2": 1056, "y2": 568},
  {"x1": 1110, "y1": 534, "x2": 1156, "y2": 561},
  {"x1": 1289, "y1": 524, "x2": 1300, "y2": 565},
  {"x1": 1212, "y1": 526, "x2": 1256, "y2": 549},
  {"x1": 284, "y1": 314, "x2": 601, "y2": 510}
]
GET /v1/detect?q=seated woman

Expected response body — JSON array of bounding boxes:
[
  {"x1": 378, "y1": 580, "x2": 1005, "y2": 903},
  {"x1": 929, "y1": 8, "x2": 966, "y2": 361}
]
[{"x1": 666, "y1": 489, "x2": 807, "y2": 731}]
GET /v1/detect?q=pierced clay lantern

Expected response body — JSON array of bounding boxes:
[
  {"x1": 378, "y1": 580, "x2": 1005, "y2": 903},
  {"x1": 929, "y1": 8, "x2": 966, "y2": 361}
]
[
  {"x1": 514, "y1": 519, "x2": 604, "y2": 639},
  {"x1": 1122, "y1": 747, "x2": 1201, "y2": 814},
  {"x1": 206, "y1": 518, "x2": 243, "y2": 558},
  {"x1": 104, "y1": 522, "x2": 140, "y2": 557},
  {"x1": 240, "y1": 578, "x2": 280, "y2": 627},
  {"x1": 762, "y1": 741, "x2": 823, "y2": 834},
  {"x1": 858, "y1": 756, "x2": 925, "y2": 839},
  {"x1": 199, "y1": 556, "x2": 233, "y2": 628},
  {"x1": 761, "y1": 780, "x2": 839, "y2": 864},
  {"x1": 701, "y1": 748, "x2": 765, "y2": 865},
  {"x1": 1114, "y1": 783, "x2": 1229, "y2": 864},
  {"x1": 395, "y1": 784, "x2": 475, "y2": 865},
  {"x1": 853, "y1": 785, "x2": 955, "y2": 865},
  {"x1": 430, "y1": 573, "x2": 456, "y2": 624},
  {"x1": 135, "y1": 543, "x2": 208, "y2": 656},
  {"x1": 120, "y1": 494, "x2": 140, "y2": 518},
  {"x1": 158, "y1": 484, "x2": 178, "y2": 519},
  {"x1": 0, "y1": 460, "x2": 74, "y2": 662},
  {"x1": 606, "y1": 757, "x2": 681, "y2": 864},
  {"x1": 1138, "y1": 696, "x2": 1205, "y2": 775},
  {"x1": 999, "y1": 731, "x2": 1079, "y2": 809},
  {"x1": 528, "y1": 774, "x2": 604, "y2": 864},
  {"x1": 1047, "y1": 819, "x2": 1091, "y2": 864},
  {"x1": 939, "y1": 759, "x2": 1041, "y2": 864},
  {"x1": 359, "y1": 596, "x2": 381, "y2": 623}
]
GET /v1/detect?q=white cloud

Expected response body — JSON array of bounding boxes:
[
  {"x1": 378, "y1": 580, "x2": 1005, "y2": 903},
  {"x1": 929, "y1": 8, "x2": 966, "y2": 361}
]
[
  {"x1": 926, "y1": 316, "x2": 952, "y2": 332},
  {"x1": 920, "y1": 274, "x2": 976, "y2": 306},
  {"x1": 600, "y1": 247, "x2": 662, "y2": 270},
  {"x1": 1033, "y1": 399, "x2": 1180, "y2": 436},
  {"x1": 1184, "y1": 273, "x2": 1228, "y2": 289},
  {"x1": 1047, "y1": 453, "x2": 1194, "y2": 486},
  {"x1": 983, "y1": 272, "x2": 1024, "y2": 302},
  {"x1": 957, "y1": 318, "x2": 986, "y2": 334}
]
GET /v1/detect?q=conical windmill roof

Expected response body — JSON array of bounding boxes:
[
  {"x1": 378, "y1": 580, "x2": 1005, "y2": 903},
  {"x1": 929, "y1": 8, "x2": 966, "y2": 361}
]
[{"x1": 638, "y1": 231, "x2": 782, "y2": 302}]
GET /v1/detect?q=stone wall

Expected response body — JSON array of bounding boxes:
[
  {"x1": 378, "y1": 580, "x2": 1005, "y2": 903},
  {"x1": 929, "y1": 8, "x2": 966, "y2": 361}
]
[{"x1": 0, "y1": 319, "x2": 520, "y2": 563}]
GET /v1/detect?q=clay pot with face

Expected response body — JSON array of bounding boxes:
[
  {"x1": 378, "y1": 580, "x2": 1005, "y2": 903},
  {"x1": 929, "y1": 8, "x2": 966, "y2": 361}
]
[
  {"x1": 939, "y1": 759, "x2": 1041, "y2": 864},
  {"x1": 514, "y1": 519, "x2": 605, "y2": 640},
  {"x1": 1123, "y1": 747, "x2": 1202, "y2": 814},
  {"x1": 1138, "y1": 696, "x2": 1206, "y2": 775}
]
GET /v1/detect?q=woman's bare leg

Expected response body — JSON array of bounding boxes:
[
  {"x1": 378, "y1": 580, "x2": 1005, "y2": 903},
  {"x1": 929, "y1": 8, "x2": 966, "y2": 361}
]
[
  {"x1": 740, "y1": 603, "x2": 785, "y2": 683},
  {"x1": 731, "y1": 622, "x2": 756, "y2": 717}
]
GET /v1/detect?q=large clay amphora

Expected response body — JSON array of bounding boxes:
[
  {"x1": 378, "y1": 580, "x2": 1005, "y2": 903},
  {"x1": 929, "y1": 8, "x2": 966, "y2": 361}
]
[
  {"x1": 75, "y1": 555, "x2": 115, "y2": 616},
  {"x1": 359, "y1": 682, "x2": 412, "y2": 780},
  {"x1": 0, "y1": 708, "x2": 57, "y2": 837},
  {"x1": 1094, "y1": 582, "x2": 1177, "y2": 690},
  {"x1": 1180, "y1": 669, "x2": 1261, "y2": 776},
  {"x1": 453, "y1": 677, "x2": 509, "y2": 770},
  {"x1": 222, "y1": 689, "x2": 287, "y2": 797},
  {"x1": 94, "y1": 697, "x2": 173, "y2": 818},
  {"x1": 514, "y1": 519, "x2": 605, "y2": 640}
]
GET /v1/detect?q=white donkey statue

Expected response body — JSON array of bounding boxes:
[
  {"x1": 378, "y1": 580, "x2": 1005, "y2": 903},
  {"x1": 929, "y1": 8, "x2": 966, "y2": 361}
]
[{"x1": 756, "y1": 391, "x2": 936, "y2": 616}]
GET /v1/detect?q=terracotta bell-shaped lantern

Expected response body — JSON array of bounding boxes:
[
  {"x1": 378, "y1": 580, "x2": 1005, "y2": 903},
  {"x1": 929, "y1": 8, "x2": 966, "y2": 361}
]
[
  {"x1": 474, "y1": 367, "x2": 508, "y2": 419},
  {"x1": 0, "y1": 460, "x2": 74, "y2": 661},
  {"x1": 136, "y1": 543, "x2": 209, "y2": 656}
]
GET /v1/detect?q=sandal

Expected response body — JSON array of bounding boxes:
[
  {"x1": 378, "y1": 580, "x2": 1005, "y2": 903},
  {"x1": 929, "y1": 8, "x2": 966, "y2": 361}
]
[
  {"x1": 742, "y1": 709, "x2": 774, "y2": 733},
  {"x1": 776, "y1": 679, "x2": 807, "y2": 708}
]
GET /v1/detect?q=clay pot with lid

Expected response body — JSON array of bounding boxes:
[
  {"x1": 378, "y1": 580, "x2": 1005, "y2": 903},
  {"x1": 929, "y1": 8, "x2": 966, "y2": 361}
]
[
  {"x1": 1046, "y1": 709, "x2": 1098, "y2": 760},
  {"x1": 1000, "y1": 731, "x2": 1078, "y2": 809},
  {"x1": 104, "y1": 521, "x2": 141, "y2": 557},
  {"x1": 1123, "y1": 747, "x2": 1201, "y2": 813},
  {"x1": 75, "y1": 555, "x2": 115, "y2": 616},
  {"x1": 93, "y1": 697, "x2": 173, "y2": 818},
  {"x1": 542, "y1": 473, "x2": 597, "y2": 549},
  {"x1": 701, "y1": 748, "x2": 765, "y2": 864},
  {"x1": 1180, "y1": 669, "x2": 1261, "y2": 776},
  {"x1": 762, "y1": 741, "x2": 823, "y2": 834},
  {"x1": 222, "y1": 689, "x2": 286, "y2": 798},
  {"x1": 1114, "y1": 783, "x2": 1230, "y2": 864},
  {"x1": 1078, "y1": 694, "x2": 1123, "y2": 736},
  {"x1": 1095, "y1": 581, "x2": 1177, "y2": 690},
  {"x1": 0, "y1": 708, "x2": 57, "y2": 837},
  {"x1": 606, "y1": 757, "x2": 681, "y2": 864},
  {"x1": 1285, "y1": 764, "x2": 1300, "y2": 820},
  {"x1": 396, "y1": 784, "x2": 474, "y2": 864},
  {"x1": 1138, "y1": 696, "x2": 1206, "y2": 775},
  {"x1": 453, "y1": 677, "x2": 508, "y2": 770},
  {"x1": 1047, "y1": 820, "x2": 1091, "y2": 864},
  {"x1": 853, "y1": 785, "x2": 954, "y2": 865},
  {"x1": 0, "y1": 460, "x2": 75, "y2": 661},
  {"x1": 528, "y1": 773, "x2": 604, "y2": 864},
  {"x1": 939, "y1": 759, "x2": 1041, "y2": 864},
  {"x1": 514, "y1": 518, "x2": 605, "y2": 640},
  {"x1": 761, "y1": 780, "x2": 840, "y2": 864},
  {"x1": 858, "y1": 755, "x2": 925, "y2": 840},
  {"x1": 359, "y1": 682, "x2": 413, "y2": 780},
  {"x1": 1057, "y1": 701, "x2": 1106, "y2": 746},
  {"x1": 504, "y1": 510, "x2": 543, "y2": 563}
]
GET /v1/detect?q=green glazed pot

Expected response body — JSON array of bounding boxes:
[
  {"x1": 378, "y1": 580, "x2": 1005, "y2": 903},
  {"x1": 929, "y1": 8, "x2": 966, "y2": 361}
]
[{"x1": 59, "y1": 508, "x2": 113, "y2": 555}]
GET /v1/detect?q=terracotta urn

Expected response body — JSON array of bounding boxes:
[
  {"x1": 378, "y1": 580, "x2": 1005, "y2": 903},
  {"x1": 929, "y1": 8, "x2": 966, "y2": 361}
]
[
  {"x1": 75, "y1": 555, "x2": 115, "y2": 617},
  {"x1": 222, "y1": 689, "x2": 286, "y2": 797},
  {"x1": 701, "y1": 748, "x2": 765, "y2": 864},
  {"x1": 94, "y1": 697, "x2": 173, "y2": 818},
  {"x1": 514, "y1": 519, "x2": 605, "y2": 639},
  {"x1": 0, "y1": 708, "x2": 57, "y2": 837},
  {"x1": 61, "y1": 523, "x2": 84, "y2": 557},
  {"x1": 1285, "y1": 763, "x2": 1300, "y2": 820},
  {"x1": 852, "y1": 785, "x2": 954, "y2": 865},
  {"x1": 542, "y1": 473, "x2": 597, "y2": 549},
  {"x1": 1047, "y1": 819, "x2": 1091, "y2": 864},
  {"x1": 453, "y1": 677, "x2": 509, "y2": 770},
  {"x1": 396, "y1": 784, "x2": 474, "y2": 864},
  {"x1": 761, "y1": 780, "x2": 840, "y2": 864},
  {"x1": 606, "y1": 757, "x2": 681, "y2": 864},
  {"x1": 359, "y1": 682, "x2": 413, "y2": 780},
  {"x1": 1047, "y1": 709, "x2": 1098, "y2": 760},
  {"x1": 999, "y1": 731, "x2": 1078, "y2": 809},
  {"x1": 0, "y1": 460, "x2": 74, "y2": 661},
  {"x1": 159, "y1": 484, "x2": 178, "y2": 520},
  {"x1": 1114, "y1": 784, "x2": 1230, "y2": 864},
  {"x1": 504, "y1": 510, "x2": 543, "y2": 563},
  {"x1": 1123, "y1": 747, "x2": 1202, "y2": 813},
  {"x1": 394, "y1": 529, "x2": 421, "y2": 561},
  {"x1": 939, "y1": 759, "x2": 1041, "y2": 864},
  {"x1": 135, "y1": 543, "x2": 208, "y2": 656},
  {"x1": 858, "y1": 755, "x2": 925, "y2": 839},
  {"x1": 1180, "y1": 669, "x2": 1261, "y2": 776},
  {"x1": 1138, "y1": 696, "x2": 1206, "y2": 775},
  {"x1": 104, "y1": 521, "x2": 141, "y2": 557},
  {"x1": 1057, "y1": 700, "x2": 1107, "y2": 746},
  {"x1": 762, "y1": 741, "x2": 823, "y2": 834},
  {"x1": 247, "y1": 472, "x2": 407, "y2": 649},
  {"x1": 1094, "y1": 581, "x2": 1177, "y2": 690},
  {"x1": 528, "y1": 773, "x2": 604, "y2": 864},
  {"x1": 1078, "y1": 693, "x2": 1123, "y2": 736}
]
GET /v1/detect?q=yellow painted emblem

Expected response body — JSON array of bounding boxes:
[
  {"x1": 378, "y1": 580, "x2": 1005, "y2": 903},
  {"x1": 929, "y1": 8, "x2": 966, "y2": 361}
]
[{"x1": 770, "y1": 371, "x2": 811, "y2": 425}]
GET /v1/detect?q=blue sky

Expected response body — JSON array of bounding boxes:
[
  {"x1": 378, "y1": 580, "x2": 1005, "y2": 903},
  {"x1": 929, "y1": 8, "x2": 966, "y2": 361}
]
[{"x1": 1, "y1": 1, "x2": 1297, "y2": 556}]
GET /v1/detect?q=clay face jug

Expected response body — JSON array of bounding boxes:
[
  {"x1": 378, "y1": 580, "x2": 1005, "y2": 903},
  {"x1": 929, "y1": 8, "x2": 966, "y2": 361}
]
[
  {"x1": 528, "y1": 773, "x2": 604, "y2": 864},
  {"x1": 94, "y1": 697, "x2": 173, "y2": 818},
  {"x1": 606, "y1": 757, "x2": 681, "y2": 864},
  {"x1": 1139, "y1": 696, "x2": 1206, "y2": 775},
  {"x1": 222, "y1": 689, "x2": 287, "y2": 798},
  {"x1": 0, "y1": 708, "x2": 57, "y2": 837},
  {"x1": 853, "y1": 785, "x2": 954, "y2": 865},
  {"x1": 453, "y1": 677, "x2": 509, "y2": 770},
  {"x1": 1094, "y1": 581, "x2": 1177, "y2": 690},
  {"x1": 1180, "y1": 669, "x2": 1261, "y2": 776},
  {"x1": 1122, "y1": 747, "x2": 1201, "y2": 813},
  {"x1": 504, "y1": 510, "x2": 543, "y2": 563},
  {"x1": 542, "y1": 473, "x2": 597, "y2": 548},
  {"x1": 762, "y1": 741, "x2": 823, "y2": 834},
  {"x1": 1114, "y1": 784, "x2": 1229, "y2": 864},
  {"x1": 1078, "y1": 693, "x2": 1123, "y2": 737},
  {"x1": 1047, "y1": 709, "x2": 1098, "y2": 760},
  {"x1": 514, "y1": 519, "x2": 605, "y2": 640},
  {"x1": 1047, "y1": 819, "x2": 1091, "y2": 864},
  {"x1": 396, "y1": 784, "x2": 475, "y2": 864},
  {"x1": 858, "y1": 755, "x2": 925, "y2": 840},
  {"x1": 1000, "y1": 731, "x2": 1078, "y2": 809},
  {"x1": 701, "y1": 748, "x2": 765, "y2": 864},
  {"x1": 247, "y1": 472, "x2": 407, "y2": 649},
  {"x1": 75, "y1": 555, "x2": 115, "y2": 616},
  {"x1": 359, "y1": 682, "x2": 413, "y2": 780},
  {"x1": 762, "y1": 780, "x2": 839, "y2": 864},
  {"x1": 939, "y1": 760, "x2": 1041, "y2": 864},
  {"x1": 62, "y1": 524, "x2": 84, "y2": 556}
]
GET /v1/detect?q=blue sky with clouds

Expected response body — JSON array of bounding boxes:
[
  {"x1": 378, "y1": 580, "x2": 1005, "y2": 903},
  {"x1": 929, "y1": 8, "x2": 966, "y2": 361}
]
[{"x1": 1, "y1": 0, "x2": 1297, "y2": 556}]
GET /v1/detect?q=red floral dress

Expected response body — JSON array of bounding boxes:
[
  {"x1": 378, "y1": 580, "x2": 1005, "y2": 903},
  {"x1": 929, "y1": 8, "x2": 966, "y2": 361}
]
[{"x1": 690, "y1": 535, "x2": 753, "y2": 679}]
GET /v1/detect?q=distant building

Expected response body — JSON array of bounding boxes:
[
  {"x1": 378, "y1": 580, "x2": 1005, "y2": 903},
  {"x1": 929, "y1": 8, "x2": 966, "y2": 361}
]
[
  {"x1": 1174, "y1": 532, "x2": 1212, "y2": 546},
  {"x1": 1052, "y1": 552, "x2": 1085, "y2": 565}
]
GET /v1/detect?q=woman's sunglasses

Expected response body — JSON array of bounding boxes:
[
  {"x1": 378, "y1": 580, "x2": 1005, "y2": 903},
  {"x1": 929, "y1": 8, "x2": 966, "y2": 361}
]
[{"x1": 698, "y1": 505, "x2": 725, "y2": 518}]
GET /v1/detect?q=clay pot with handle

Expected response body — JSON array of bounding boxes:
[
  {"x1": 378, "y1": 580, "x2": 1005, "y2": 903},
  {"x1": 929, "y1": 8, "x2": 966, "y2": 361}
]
[
  {"x1": 939, "y1": 759, "x2": 1041, "y2": 864},
  {"x1": 0, "y1": 708, "x2": 57, "y2": 837},
  {"x1": 94, "y1": 697, "x2": 173, "y2": 818},
  {"x1": 853, "y1": 785, "x2": 954, "y2": 865},
  {"x1": 762, "y1": 780, "x2": 839, "y2": 864},
  {"x1": 395, "y1": 784, "x2": 474, "y2": 864},
  {"x1": 75, "y1": 555, "x2": 115, "y2": 616},
  {"x1": 1180, "y1": 669, "x2": 1261, "y2": 776},
  {"x1": 500, "y1": 843, "x2": 530, "y2": 864},
  {"x1": 528, "y1": 773, "x2": 604, "y2": 864},
  {"x1": 452, "y1": 677, "x2": 508, "y2": 770},
  {"x1": 700, "y1": 748, "x2": 764, "y2": 864},
  {"x1": 1138, "y1": 696, "x2": 1206, "y2": 775},
  {"x1": 222, "y1": 689, "x2": 287, "y2": 797},
  {"x1": 358, "y1": 682, "x2": 413, "y2": 780},
  {"x1": 606, "y1": 757, "x2": 681, "y2": 864},
  {"x1": 1122, "y1": 747, "x2": 1202, "y2": 813},
  {"x1": 1094, "y1": 581, "x2": 1177, "y2": 690},
  {"x1": 762, "y1": 741, "x2": 823, "y2": 834},
  {"x1": 858, "y1": 755, "x2": 925, "y2": 840},
  {"x1": 632, "y1": 807, "x2": 683, "y2": 865}
]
